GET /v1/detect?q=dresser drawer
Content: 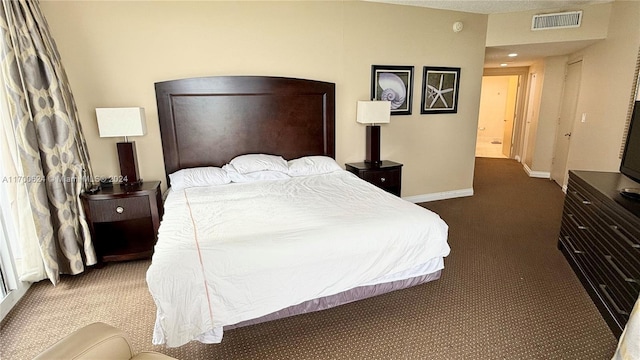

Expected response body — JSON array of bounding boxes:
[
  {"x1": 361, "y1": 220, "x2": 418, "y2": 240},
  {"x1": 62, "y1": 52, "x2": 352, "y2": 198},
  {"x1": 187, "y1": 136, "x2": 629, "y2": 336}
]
[
  {"x1": 597, "y1": 220, "x2": 640, "y2": 283},
  {"x1": 560, "y1": 210, "x2": 609, "y2": 287},
  {"x1": 87, "y1": 196, "x2": 151, "y2": 223},
  {"x1": 570, "y1": 180, "x2": 640, "y2": 280},
  {"x1": 361, "y1": 169, "x2": 400, "y2": 188},
  {"x1": 567, "y1": 181, "x2": 639, "y2": 292},
  {"x1": 596, "y1": 206, "x2": 640, "y2": 274},
  {"x1": 560, "y1": 171, "x2": 640, "y2": 336}
]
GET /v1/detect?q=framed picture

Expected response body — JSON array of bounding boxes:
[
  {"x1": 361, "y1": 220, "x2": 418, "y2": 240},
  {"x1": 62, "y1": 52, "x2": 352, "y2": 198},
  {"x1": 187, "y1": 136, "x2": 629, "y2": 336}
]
[
  {"x1": 420, "y1": 66, "x2": 461, "y2": 114},
  {"x1": 371, "y1": 65, "x2": 414, "y2": 115}
]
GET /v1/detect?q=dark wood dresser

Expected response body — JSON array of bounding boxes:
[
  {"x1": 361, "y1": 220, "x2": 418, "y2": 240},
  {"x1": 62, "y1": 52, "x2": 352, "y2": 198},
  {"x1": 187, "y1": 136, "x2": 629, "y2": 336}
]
[
  {"x1": 81, "y1": 181, "x2": 163, "y2": 265},
  {"x1": 558, "y1": 170, "x2": 640, "y2": 336}
]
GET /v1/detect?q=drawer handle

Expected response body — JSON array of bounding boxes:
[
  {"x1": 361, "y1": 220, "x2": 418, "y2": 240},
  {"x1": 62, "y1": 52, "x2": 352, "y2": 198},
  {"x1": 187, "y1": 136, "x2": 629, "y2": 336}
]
[
  {"x1": 115, "y1": 206, "x2": 124, "y2": 214},
  {"x1": 380, "y1": 177, "x2": 386, "y2": 183},
  {"x1": 605, "y1": 255, "x2": 638, "y2": 283},
  {"x1": 564, "y1": 236, "x2": 584, "y2": 254},
  {"x1": 570, "y1": 190, "x2": 592, "y2": 205},
  {"x1": 567, "y1": 214, "x2": 587, "y2": 230},
  {"x1": 610, "y1": 225, "x2": 640, "y2": 249},
  {"x1": 599, "y1": 284, "x2": 629, "y2": 316}
]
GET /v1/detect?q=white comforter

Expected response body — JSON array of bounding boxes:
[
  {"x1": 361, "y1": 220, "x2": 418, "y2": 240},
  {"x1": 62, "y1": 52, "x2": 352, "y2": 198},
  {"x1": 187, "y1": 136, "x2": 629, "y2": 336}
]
[{"x1": 147, "y1": 170, "x2": 449, "y2": 347}]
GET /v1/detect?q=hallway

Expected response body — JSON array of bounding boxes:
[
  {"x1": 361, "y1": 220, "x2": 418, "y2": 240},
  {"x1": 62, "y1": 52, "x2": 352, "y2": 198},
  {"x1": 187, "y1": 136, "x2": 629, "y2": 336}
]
[{"x1": 475, "y1": 137, "x2": 507, "y2": 158}]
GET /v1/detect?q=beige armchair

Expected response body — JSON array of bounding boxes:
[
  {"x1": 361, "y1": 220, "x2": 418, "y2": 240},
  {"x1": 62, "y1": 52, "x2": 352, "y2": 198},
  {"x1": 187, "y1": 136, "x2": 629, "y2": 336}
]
[{"x1": 33, "y1": 322, "x2": 176, "y2": 360}]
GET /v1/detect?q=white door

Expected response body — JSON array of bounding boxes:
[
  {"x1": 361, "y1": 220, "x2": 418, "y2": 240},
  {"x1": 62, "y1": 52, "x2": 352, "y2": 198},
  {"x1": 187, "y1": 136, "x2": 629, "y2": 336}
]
[
  {"x1": 502, "y1": 76, "x2": 519, "y2": 157},
  {"x1": 521, "y1": 73, "x2": 537, "y2": 163},
  {"x1": 551, "y1": 60, "x2": 582, "y2": 188}
]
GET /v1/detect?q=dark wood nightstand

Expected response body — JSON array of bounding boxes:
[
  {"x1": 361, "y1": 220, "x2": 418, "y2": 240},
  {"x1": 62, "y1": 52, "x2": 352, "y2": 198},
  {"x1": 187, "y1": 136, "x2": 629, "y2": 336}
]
[
  {"x1": 345, "y1": 161, "x2": 402, "y2": 196},
  {"x1": 81, "y1": 181, "x2": 163, "y2": 265}
]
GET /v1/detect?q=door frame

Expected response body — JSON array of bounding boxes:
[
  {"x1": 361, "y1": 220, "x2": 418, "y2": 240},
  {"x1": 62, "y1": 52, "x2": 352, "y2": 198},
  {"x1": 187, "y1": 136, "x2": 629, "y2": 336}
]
[
  {"x1": 550, "y1": 59, "x2": 583, "y2": 190},
  {"x1": 483, "y1": 67, "x2": 529, "y2": 160}
]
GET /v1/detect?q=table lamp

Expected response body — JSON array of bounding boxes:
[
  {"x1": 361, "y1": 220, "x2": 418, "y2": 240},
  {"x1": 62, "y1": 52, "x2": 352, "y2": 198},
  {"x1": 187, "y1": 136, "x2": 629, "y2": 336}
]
[
  {"x1": 356, "y1": 100, "x2": 391, "y2": 166},
  {"x1": 96, "y1": 107, "x2": 146, "y2": 185}
]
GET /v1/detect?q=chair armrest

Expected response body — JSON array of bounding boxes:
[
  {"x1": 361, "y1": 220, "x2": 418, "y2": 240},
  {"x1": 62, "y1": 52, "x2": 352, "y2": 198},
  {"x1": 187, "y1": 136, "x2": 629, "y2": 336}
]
[
  {"x1": 34, "y1": 322, "x2": 135, "y2": 360},
  {"x1": 132, "y1": 352, "x2": 178, "y2": 360}
]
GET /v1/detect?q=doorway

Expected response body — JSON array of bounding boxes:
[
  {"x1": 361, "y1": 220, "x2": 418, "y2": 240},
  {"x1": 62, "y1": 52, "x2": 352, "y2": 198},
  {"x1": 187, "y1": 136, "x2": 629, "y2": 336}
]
[
  {"x1": 476, "y1": 75, "x2": 519, "y2": 158},
  {"x1": 550, "y1": 60, "x2": 582, "y2": 189}
]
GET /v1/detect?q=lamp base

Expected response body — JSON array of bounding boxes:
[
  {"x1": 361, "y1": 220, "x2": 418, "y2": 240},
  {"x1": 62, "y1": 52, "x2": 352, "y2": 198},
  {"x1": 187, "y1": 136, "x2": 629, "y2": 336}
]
[
  {"x1": 364, "y1": 160, "x2": 384, "y2": 167},
  {"x1": 364, "y1": 125, "x2": 381, "y2": 166},
  {"x1": 117, "y1": 141, "x2": 141, "y2": 185},
  {"x1": 121, "y1": 179, "x2": 144, "y2": 187}
]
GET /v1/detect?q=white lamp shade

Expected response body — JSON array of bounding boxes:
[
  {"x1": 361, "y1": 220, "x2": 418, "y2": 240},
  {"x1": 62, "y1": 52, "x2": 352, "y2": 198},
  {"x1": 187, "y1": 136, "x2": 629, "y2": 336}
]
[
  {"x1": 96, "y1": 107, "x2": 147, "y2": 138},
  {"x1": 356, "y1": 101, "x2": 391, "y2": 124}
]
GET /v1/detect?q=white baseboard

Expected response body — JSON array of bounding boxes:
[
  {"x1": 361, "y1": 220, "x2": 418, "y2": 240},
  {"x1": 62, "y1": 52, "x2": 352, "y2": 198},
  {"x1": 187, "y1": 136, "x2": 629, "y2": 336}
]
[
  {"x1": 403, "y1": 188, "x2": 474, "y2": 203},
  {"x1": 522, "y1": 163, "x2": 550, "y2": 179}
]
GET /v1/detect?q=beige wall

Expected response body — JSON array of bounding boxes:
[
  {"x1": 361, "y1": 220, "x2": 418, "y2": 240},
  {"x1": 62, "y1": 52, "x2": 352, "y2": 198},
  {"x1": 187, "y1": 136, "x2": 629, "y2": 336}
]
[
  {"x1": 566, "y1": 1, "x2": 640, "y2": 173},
  {"x1": 40, "y1": 1, "x2": 487, "y2": 197}
]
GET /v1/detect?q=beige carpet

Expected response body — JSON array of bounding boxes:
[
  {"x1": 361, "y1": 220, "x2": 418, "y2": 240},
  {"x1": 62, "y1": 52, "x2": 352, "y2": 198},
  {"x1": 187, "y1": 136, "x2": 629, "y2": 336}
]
[{"x1": 0, "y1": 158, "x2": 618, "y2": 359}]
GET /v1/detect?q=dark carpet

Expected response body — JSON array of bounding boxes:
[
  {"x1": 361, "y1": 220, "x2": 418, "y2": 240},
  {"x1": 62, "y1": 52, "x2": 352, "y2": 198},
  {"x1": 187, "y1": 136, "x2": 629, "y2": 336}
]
[{"x1": 0, "y1": 158, "x2": 618, "y2": 359}]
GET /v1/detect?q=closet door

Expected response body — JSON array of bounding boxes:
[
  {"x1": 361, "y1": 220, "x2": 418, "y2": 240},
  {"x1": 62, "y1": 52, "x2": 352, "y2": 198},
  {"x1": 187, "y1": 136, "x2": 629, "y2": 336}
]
[{"x1": 551, "y1": 59, "x2": 582, "y2": 189}]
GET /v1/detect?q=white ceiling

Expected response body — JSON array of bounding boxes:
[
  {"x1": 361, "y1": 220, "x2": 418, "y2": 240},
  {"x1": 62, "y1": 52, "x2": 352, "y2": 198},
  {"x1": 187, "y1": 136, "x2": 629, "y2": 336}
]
[{"x1": 370, "y1": 0, "x2": 611, "y2": 68}]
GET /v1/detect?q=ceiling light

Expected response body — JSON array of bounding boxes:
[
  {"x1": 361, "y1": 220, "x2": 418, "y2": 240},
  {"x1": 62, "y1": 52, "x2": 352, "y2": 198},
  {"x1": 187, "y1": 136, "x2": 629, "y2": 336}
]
[
  {"x1": 508, "y1": 53, "x2": 518, "y2": 57},
  {"x1": 500, "y1": 63, "x2": 508, "y2": 67}
]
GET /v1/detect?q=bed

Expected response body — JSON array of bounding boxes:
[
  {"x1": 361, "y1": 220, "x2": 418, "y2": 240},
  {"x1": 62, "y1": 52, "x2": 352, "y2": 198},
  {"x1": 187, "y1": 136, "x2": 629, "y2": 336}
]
[{"x1": 147, "y1": 76, "x2": 450, "y2": 347}]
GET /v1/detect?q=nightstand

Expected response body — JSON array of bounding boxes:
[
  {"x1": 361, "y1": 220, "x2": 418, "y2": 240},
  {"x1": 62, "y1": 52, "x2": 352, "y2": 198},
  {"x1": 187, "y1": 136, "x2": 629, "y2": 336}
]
[
  {"x1": 345, "y1": 161, "x2": 402, "y2": 196},
  {"x1": 81, "y1": 181, "x2": 163, "y2": 265}
]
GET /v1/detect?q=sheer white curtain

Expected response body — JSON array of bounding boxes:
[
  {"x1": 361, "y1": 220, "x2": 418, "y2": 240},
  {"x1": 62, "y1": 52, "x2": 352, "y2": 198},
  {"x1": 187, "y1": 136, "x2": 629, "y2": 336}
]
[
  {"x1": 0, "y1": 79, "x2": 34, "y2": 320},
  {"x1": 0, "y1": 68, "x2": 46, "y2": 283},
  {"x1": 0, "y1": 205, "x2": 24, "y2": 322},
  {"x1": 0, "y1": 164, "x2": 30, "y2": 322}
]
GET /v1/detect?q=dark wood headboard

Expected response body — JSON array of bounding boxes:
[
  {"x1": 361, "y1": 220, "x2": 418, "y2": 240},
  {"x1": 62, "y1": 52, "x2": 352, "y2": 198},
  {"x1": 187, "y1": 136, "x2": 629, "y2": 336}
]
[{"x1": 155, "y1": 76, "x2": 335, "y2": 186}]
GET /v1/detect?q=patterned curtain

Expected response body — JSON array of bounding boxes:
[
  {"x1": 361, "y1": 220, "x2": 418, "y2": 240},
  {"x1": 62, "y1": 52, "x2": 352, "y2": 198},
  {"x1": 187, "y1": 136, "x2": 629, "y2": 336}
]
[{"x1": 0, "y1": 0, "x2": 96, "y2": 284}]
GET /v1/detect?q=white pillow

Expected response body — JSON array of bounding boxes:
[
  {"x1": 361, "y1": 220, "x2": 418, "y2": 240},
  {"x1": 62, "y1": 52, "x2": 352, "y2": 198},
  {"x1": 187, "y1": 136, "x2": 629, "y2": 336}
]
[
  {"x1": 223, "y1": 164, "x2": 290, "y2": 183},
  {"x1": 287, "y1": 156, "x2": 342, "y2": 177},
  {"x1": 169, "y1": 167, "x2": 230, "y2": 191},
  {"x1": 229, "y1": 154, "x2": 288, "y2": 174}
]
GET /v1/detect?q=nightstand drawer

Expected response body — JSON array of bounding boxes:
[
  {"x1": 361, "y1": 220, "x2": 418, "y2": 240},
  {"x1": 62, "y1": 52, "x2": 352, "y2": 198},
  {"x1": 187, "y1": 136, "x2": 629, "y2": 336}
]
[
  {"x1": 362, "y1": 169, "x2": 400, "y2": 188},
  {"x1": 81, "y1": 181, "x2": 162, "y2": 264},
  {"x1": 88, "y1": 196, "x2": 151, "y2": 223},
  {"x1": 345, "y1": 160, "x2": 403, "y2": 196}
]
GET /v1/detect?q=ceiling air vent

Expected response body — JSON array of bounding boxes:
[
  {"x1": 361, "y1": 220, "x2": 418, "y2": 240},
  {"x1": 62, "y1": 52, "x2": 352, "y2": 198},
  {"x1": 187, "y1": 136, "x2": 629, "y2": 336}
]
[{"x1": 531, "y1": 10, "x2": 582, "y2": 30}]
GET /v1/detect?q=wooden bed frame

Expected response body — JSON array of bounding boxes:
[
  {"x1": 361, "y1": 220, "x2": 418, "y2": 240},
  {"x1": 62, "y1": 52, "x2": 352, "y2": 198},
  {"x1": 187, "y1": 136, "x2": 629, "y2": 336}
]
[
  {"x1": 155, "y1": 76, "x2": 335, "y2": 186},
  {"x1": 152, "y1": 75, "x2": 442, "y2": 341}
]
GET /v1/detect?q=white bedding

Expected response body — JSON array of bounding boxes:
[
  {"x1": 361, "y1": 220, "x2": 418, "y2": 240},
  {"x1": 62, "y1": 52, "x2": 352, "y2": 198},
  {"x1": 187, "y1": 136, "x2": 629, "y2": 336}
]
[{"x1": 146, "y1": 170, "x2": 450, "y2": 347}]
